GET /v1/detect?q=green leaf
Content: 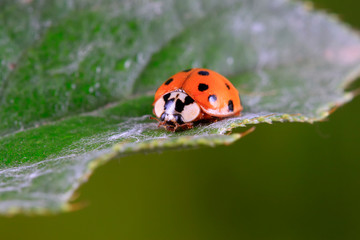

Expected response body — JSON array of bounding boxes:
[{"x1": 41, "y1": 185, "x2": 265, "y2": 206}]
[{"x1": 1, "y1": 0, "x2": 360, "y2": 215}]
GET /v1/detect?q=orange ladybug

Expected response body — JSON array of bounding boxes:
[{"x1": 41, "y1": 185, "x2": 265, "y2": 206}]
[{"x1": 152, "y1": 68, "x2": 242, "y2": 131}]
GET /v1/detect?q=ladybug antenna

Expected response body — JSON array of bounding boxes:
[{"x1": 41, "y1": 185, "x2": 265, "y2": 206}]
[{"x1": 149, "y1": 116, "x2": 160, "y2": 123}]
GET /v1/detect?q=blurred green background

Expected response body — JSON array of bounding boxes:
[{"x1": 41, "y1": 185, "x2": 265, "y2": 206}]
[{"x1": 1, "y1": 0, "x2": 360, "y2": 239}]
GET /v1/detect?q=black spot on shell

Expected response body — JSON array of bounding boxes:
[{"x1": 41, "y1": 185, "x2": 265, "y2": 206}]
[
  {"x1": 198, "y1": 83, "x2": 209, "y2": 91},
  {"x1": 163, "y1": 93, "x2": 171, "y2": 102},
  {"x1": 208, "y1": 95, "x2": 217, "y2": 103},
  {"x1": 225, "y1": 83, "x2": 230, "y2": 90},
  {"x1": 198, "y1": 70, "x2": 209, "y2": 76},
  {"x1": 228, "y1": 100, "x2": 234, "y2": 112},
  {"x1": 164, "y1": 78, "x2": 173, "y2": 85},
  {"x1": 184, "y1": 96, "x2": 194, "y2": 105},
  {"x1": 175, "y1": 99, "x2": 185, "y2": 112},
  {"x1": 183, "y1": 68, "x2": 192, "y2": 72}
]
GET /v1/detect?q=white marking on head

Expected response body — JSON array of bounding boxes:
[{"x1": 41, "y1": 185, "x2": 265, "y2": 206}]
[
  {"x1": 181, "y1": 102, "x2": 200, "y2": 122},
  {"x1": 154, "y1": 97, "x2": 165, "y2": 118}
]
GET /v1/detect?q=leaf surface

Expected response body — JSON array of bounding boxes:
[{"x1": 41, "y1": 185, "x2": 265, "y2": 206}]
[{"x1": 1, "y1": 0, "x2": 360, "y2": 214}]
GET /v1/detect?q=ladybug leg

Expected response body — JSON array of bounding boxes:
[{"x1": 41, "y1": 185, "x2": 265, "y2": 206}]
[
  {"x1": 167, "y1": 122, "x2": 184, "y2": 132},
  {"x1": 164, "y1": 124, "x2": 175, "y2": 132},
  {"x1": 179, "y1": 122, "x2": 193, "y2": 130},
  {"x1": 208, "y1": 117, "x2": 221, "y2": 123},
  {"x1": 149, "y1": 116, "x2": 167, "y2": 129},
  {"x1": 156, "y1": 121, "x2": 176, "y2": 132},
  {"x1": 150, "y1": 116, "x2": 193, "y2": 132},
  {"x1": 158, "y1": 121, "x2": 167, "y2": 129},
  {"x1": 150, "y1": 116, "x2": 164, "y2": 128},
  {"x1": 150, "y1": 116, "x2": 168, "y2": 130}
]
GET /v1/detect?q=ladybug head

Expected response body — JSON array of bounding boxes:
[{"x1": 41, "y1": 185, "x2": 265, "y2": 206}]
[{"x1": 153, "y1": 90, "x2": 201, "y2": 127}]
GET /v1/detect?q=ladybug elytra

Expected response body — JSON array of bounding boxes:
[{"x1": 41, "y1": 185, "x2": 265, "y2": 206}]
[{"x1": 152, "y1": 68, "x2": 242, "y2": 131}]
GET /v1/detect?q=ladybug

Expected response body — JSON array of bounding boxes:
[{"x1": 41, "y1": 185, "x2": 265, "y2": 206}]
[{"x1": 152, "y1": 68, "x2": 242, "y2": 132}]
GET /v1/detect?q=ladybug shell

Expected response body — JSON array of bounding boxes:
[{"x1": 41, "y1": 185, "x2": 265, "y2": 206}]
[{"x1": 153, "y1": 68, "x2": 242, "y2": 118}]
